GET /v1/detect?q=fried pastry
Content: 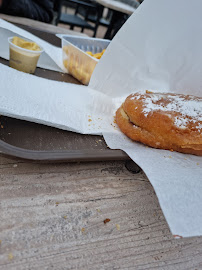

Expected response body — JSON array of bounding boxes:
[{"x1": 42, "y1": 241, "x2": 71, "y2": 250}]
[{"x1": 116, "y1": 91, "x2": 202, "y2": 156}]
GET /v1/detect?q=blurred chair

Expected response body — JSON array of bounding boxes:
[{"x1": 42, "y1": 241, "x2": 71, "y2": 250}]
[
  {"x1": 54, "y1": 0, "x2": 107, "y2": 37},
  {"x1": 118, "y1": 0, "x2": 140, "y2": 8},
  {"x1": 75, "y1": 3, "x2": 110, "y2": 28}
]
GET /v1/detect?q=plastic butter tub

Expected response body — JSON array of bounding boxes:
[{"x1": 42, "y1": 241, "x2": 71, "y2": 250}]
[
  {"x1": 8, "y1": 37, "x2": 44, "y2": 74},
  {"x1": 61, "y1": 35, "x2": 110, "y2": 85}
]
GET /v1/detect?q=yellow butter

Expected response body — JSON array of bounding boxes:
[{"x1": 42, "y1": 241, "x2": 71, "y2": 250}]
[
  {"x1": 12, "y1": 36, "x2": 41, "y2": 51},
  {"x1": 9, "y1": 36, "x2": 42, "y2": 73}
]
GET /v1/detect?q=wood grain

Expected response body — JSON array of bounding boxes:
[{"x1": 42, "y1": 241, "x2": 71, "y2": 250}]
[
  {"x1": 0, "y1": 155, "x2": 202, "y2": 270},
  {"x1": 0, "y1": 15, "x2": 201, "y2": 270},
  {"x1": 0, "y1": 14, "x2": 86, "y2": 36},
  {"x1": 96, "y1": 0, "x2": 135, "y2": 15}
]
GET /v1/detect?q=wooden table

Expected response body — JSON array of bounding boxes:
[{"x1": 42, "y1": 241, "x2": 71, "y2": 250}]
[
  {"x1": 96, "y1": 0, "x2": 136, "y2": 39},
  {"x1": 0, "y1": 16, "x2": 202, "y2": 270},
  {"x1": 0, "y1": 14, "x2": 86, "y2": 36},
  {"x1": 96, "y1": 0, "x2": 136, "y2": 15}
]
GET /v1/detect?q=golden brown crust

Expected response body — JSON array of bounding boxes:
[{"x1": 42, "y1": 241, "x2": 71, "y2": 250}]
[{"x1": 116, "y1": 92, "x2": 202, "y2": 156}]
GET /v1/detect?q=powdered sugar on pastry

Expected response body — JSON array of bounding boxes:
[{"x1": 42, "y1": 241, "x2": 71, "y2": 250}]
[{"x1": 130, "y1": 92, "x2": 202, "y2": 130}]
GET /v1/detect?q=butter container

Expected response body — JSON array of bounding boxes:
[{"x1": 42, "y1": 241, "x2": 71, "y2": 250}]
[
  {"x1": 61, "y1": 35, "x2": 110, "y2": 85},
  {"x1": 8, "y1": 36, "x2": 44, "y2": 74}
]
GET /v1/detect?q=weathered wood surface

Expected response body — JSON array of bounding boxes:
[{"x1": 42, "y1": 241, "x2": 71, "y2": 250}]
[
  {"x1": 96, "y1": 0, "x2": 135, "y2": 15},
  {"x1": 0, "y1": 155, "x2": 202, "y2": 270},
  {"x1": 0, "y1": 14, "x2": 86, "y2": 36}
]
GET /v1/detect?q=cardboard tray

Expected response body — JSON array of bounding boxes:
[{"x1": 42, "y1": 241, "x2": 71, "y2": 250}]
[{"x1": 0, "y1": 24, "x2": 129, "y2": 162}]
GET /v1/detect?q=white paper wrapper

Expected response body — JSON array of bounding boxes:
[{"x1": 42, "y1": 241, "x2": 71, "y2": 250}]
[
  {"x1": 0, "y1": 63, "x2": 114, "y2": 135},
  {"x1": 90, "y1": 0, "x2": 202, "y2": 237},
  {"x1": 0, "y1": 0, "x2": 202, "y2": 237},
  {"x1": 90, "y1": 0, "x2": 202, "y2": 98}
]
